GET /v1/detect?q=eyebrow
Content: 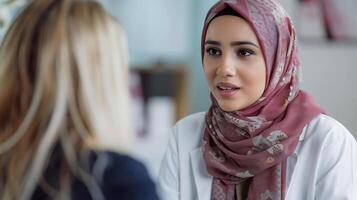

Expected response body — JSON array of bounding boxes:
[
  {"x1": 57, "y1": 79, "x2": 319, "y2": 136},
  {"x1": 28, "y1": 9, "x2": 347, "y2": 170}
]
[{"x1": 205, "y1": 40, "x2": 259, "y2": 48}]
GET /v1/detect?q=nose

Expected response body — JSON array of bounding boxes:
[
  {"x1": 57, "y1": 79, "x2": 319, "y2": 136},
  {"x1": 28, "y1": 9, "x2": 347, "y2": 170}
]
[{"x1": 216, "y1": 53, "x2": 236, "y2": 77}]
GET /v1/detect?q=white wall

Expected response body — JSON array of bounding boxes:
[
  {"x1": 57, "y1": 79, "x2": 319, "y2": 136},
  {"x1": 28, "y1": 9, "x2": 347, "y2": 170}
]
[{"x1": 300, "y1": 43, "x2": 357, "y2": 137}]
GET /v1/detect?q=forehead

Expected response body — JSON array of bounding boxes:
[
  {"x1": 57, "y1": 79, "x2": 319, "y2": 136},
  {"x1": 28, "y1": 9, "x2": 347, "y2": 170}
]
[{"x1": 205, "y1": 15, "x2": 258, "y2": 42}]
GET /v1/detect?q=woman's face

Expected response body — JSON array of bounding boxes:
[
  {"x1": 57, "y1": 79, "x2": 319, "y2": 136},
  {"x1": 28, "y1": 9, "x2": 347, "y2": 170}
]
[{"x1": 203, "y1": 15, "x2": 266, "y2": 112}]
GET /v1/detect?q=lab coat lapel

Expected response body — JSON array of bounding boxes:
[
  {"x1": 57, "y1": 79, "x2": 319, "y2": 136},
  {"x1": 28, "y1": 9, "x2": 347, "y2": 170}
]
[{"x1": 190, "y1": 147, "x2": 213, "y2": 200}]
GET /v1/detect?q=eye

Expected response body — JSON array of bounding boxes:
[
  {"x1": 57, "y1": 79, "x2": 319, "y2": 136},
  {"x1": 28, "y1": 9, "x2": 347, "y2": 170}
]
[
  {"x1": 237, "y1": 48, "x2": 255, "y2": 57},
  {"x1": 205, "y1": 47, "x2": 222, "y2": 56}
]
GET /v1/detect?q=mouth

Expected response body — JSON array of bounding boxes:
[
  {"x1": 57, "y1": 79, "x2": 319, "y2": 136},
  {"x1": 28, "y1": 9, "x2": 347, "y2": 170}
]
[{"x1": 216, "y1": 82, "x2": 240, "y2": 97}]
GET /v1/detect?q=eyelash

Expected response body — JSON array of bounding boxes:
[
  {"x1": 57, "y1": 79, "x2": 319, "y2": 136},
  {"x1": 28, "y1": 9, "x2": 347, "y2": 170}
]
[
  {"x1": 205, "y1": 47, "x2": 255, "y2": 57},
  {"x1": 238, "y1": 49, "x2": 255, "y2": 57},
  {"x1": 205, "y1": 47, "x2": 221, "y2": 56}
]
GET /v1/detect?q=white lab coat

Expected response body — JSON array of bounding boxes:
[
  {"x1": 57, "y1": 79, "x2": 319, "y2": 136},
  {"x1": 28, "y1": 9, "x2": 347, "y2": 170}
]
[{"x1": 157, "y1": 112, "x2": 357, "y2": 200}]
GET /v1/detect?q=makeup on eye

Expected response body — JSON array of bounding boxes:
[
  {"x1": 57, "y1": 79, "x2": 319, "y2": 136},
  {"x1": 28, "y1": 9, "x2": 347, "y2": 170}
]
[
  {"x1": 236, "y1": 48, "x2": 255, "y2": 57},
  {"x1": 205, "y1": 47, "x2": 222, "y2": 56},
  {"x1": 204, "y1": 46, "x2": 256, "y2": 57},
  {"x1": 204, "y1": 40, "x2": 259, "y2": 57}
]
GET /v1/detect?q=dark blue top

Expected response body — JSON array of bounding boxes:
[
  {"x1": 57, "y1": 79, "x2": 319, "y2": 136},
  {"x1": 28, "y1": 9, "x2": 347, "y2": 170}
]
[{"x1": 32, "y1": 151, "x2": 159, "y2": 200}]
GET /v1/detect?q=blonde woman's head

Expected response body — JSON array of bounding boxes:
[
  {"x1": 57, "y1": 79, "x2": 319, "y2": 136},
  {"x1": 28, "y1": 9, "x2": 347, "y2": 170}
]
[{"x1": 0, "y1": 0, "x2": 131, "y2": 199}]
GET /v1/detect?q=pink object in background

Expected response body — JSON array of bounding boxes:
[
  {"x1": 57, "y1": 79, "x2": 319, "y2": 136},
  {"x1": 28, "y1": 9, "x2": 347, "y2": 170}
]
[
  {"x1": 129, "y1": 71, "x2": 146, "y2": 137},
  {"x1": 298, "y1": 0, "x2": 326, "y2": 41},
  {"x1": 322, "y1": 0, "x2": 357, "y2": 40}
]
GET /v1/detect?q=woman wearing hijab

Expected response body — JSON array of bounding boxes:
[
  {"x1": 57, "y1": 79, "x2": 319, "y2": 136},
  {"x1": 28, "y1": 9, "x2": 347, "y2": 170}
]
[
  {"x1": 0, "y1": 0, "x2": 159, "y2": 199},
  {"x1": 157, "y1": 0, "x2": 357, "y2": 199}
]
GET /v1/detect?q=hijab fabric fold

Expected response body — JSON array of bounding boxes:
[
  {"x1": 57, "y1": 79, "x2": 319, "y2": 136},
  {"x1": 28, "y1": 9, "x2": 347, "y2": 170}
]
[{"x1": 201, "y1": 1, "x2": 324, "y2": 200}]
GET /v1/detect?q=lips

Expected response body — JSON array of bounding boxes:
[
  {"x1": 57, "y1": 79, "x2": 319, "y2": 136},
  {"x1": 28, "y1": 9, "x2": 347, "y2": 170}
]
[
  {"x1": 216, "y1": 82, "x2": 240, "y2": 97},
  {"x1": 216, "y1": 82, "x2": 240, "y2": 90}
]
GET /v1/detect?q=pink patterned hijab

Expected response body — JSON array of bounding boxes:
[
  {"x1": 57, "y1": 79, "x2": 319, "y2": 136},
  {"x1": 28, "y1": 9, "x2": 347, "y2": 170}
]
[{"x1": 201, "y1": 1, "x2": 324, "y2": 200}]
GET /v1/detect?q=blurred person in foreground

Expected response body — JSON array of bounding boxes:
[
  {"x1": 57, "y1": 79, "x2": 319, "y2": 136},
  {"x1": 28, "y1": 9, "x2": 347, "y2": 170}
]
[{"x1": 0, "y1": 0, "x2": 159, "y2": 199}]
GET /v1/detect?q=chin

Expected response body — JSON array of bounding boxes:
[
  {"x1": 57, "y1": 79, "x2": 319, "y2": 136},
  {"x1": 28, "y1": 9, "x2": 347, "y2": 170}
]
[{"x1": 218, "y1": 103, "x2": 241, "y2": 112}]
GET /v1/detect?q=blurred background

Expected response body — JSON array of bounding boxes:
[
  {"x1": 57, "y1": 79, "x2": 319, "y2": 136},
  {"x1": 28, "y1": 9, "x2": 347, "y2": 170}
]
[{"x1": 1, "y1": 0, "x2": 357, "y2": 180}]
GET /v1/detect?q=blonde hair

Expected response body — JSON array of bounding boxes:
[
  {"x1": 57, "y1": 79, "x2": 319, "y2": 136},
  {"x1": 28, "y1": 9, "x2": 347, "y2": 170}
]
[{"x1": 0, "y1": 0, "x2": 132, "y2": 199}]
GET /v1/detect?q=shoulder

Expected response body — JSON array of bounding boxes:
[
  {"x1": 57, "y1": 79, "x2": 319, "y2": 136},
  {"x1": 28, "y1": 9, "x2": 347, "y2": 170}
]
[
  {"x1": 103, "y1": 151, "x2": 147, "y2": 174},
  {"x1": 302, "y1": 114, "x2": 355, "y2": 144},
  {"x1": 99, "y1": 151, "x2": 159, "y2": 200},
  {"x1": 175, "y1": 112, "x2": 206, "y2": 128},
  {"x1": 173, "y1": 112, "x2": 206, "y2": 137},
  {"x1": 298, "y1": 115, "x2": 357, "y2": 198},
  {"x1": 300, "y1": 114, "x2": 357, "y2": 173},
  {"x1": 171, "y1": 112, "x2": 206, "y2": 147},
  {"x1": 101, "y1": 151, "x2": 152, "y2": 184}
]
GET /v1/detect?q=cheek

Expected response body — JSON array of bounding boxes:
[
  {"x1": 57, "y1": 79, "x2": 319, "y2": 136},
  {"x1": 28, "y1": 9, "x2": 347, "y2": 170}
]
[
  {"x1": 203, "y1": 68, "x2": 215, "y2": 89},
  {"x1": 203, "y1": 65, "x2": 218, "y2": 94},
  {"x1": 203, "y1": 59, "x2": 216, "y2": 80},
  {"x1": 241, "y1": 62, "x2": 266, "y2": 91},
  {"x1": 257, "y1": 61, "x2": 267, "y2": 90}
]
